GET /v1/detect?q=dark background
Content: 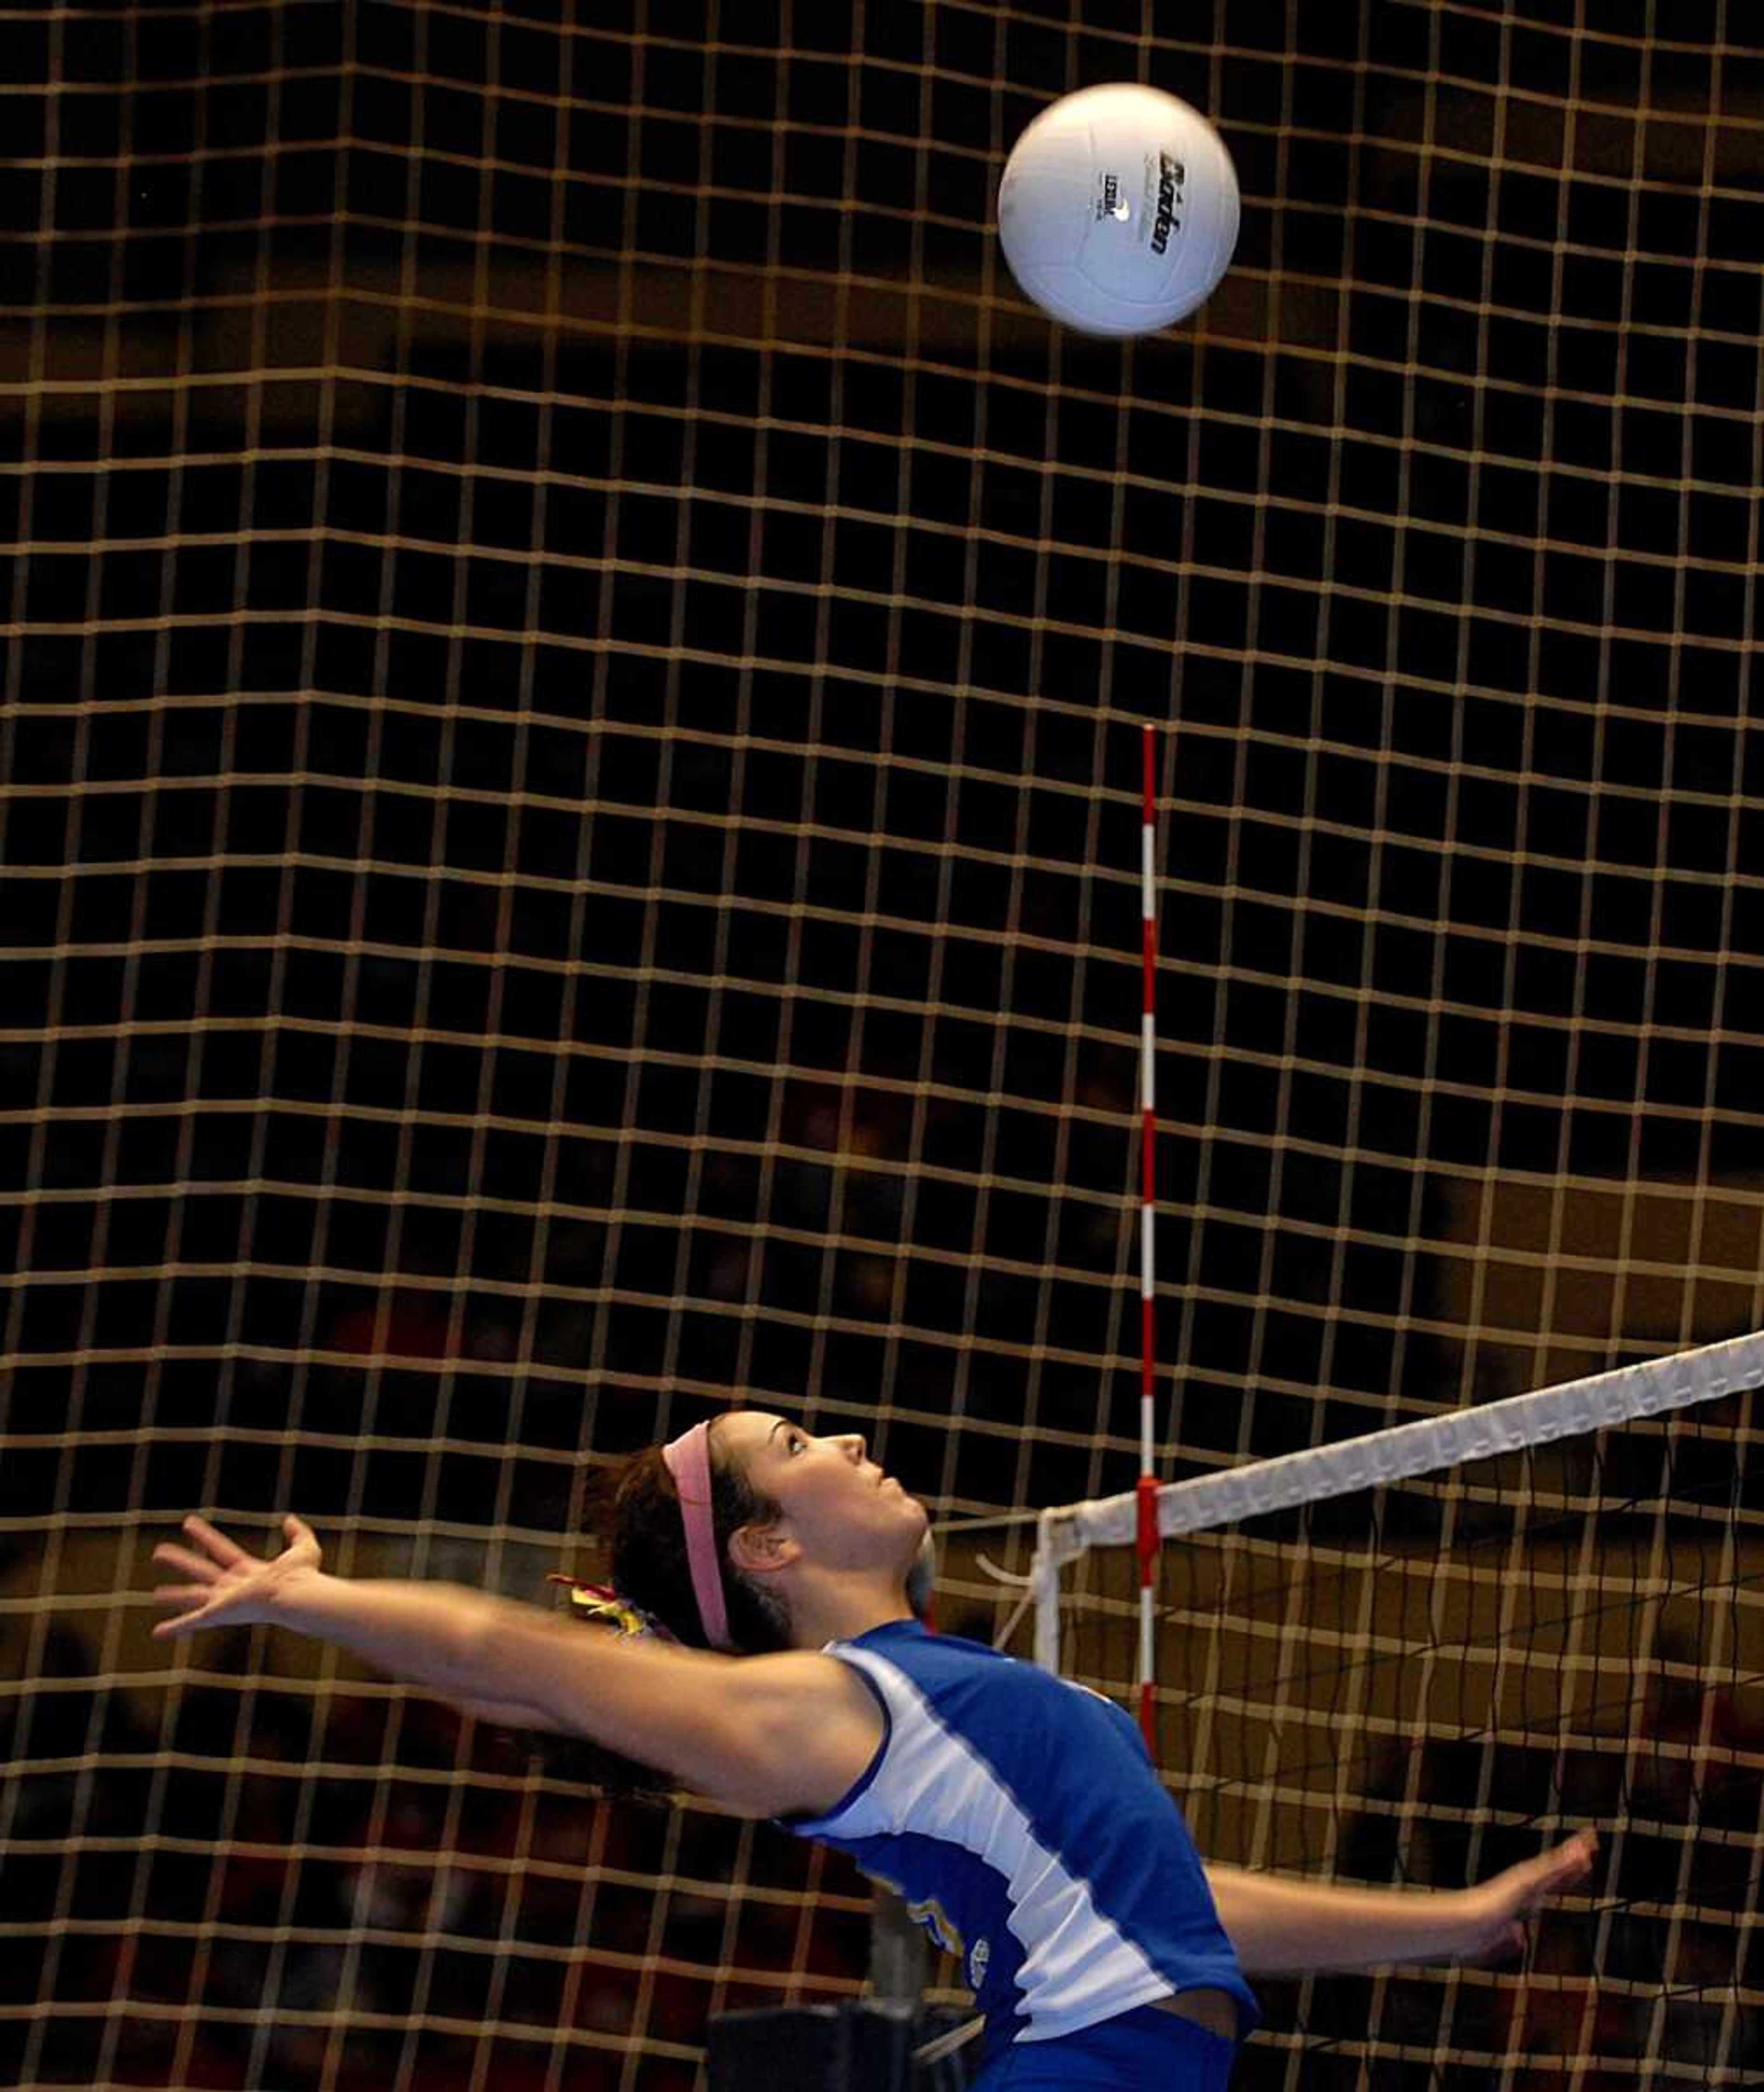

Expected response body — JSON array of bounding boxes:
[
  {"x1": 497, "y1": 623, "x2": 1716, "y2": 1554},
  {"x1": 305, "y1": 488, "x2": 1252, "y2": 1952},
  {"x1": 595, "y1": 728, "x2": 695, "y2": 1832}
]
[{"x1": 4, "y1": 3, "x2": 1764, "y2": 2087}]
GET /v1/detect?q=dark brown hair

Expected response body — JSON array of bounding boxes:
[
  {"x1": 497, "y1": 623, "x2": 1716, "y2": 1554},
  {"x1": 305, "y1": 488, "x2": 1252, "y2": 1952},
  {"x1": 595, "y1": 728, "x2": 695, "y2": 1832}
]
[
  {"x1": 518, "y1": 1415, "x2": 789, "y2": 1797},
  {"x1": 605, "y1": 1422, "x2": 792, "y2": 1655}
]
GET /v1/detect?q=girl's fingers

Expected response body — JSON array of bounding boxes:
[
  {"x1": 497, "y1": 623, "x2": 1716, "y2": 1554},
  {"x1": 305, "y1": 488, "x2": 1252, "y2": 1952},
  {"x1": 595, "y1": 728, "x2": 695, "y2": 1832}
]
[
  {"x1": 153, "y1": 1585, "x2": 214, "y2": 1608},
  {"x1": 182, "y1": 1514, "x2": 251, "y2": 1566},
  {"x1": 152, "y1": 1513, "x2": 313, "y2": 1644},
  {"x1": 1538, "y1": 1835, "x2": 1596, "y2": 1893}
]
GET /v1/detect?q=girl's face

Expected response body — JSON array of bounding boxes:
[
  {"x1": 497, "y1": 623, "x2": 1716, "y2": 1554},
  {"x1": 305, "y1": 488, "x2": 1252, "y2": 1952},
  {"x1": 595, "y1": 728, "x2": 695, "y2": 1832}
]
[{"x1": 714, "y1": 1412, "x2": 927, "y2": 1575}]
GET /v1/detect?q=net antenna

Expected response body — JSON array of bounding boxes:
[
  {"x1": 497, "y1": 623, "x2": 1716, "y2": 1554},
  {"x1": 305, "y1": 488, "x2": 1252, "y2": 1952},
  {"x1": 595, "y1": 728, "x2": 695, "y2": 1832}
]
[
  {"x1": 1135, "y1": 723, "x2": 1162, "y2": 1752},
  {"x1": 1031, "y1": 1325, "x2": 1764, "y2": 1672}
]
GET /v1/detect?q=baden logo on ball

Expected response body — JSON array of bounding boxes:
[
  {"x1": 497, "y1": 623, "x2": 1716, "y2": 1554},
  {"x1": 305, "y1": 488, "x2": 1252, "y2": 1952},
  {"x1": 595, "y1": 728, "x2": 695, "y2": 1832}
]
[{"x1": 996, "y1": 83, "x2": 1240, "y2": 337}]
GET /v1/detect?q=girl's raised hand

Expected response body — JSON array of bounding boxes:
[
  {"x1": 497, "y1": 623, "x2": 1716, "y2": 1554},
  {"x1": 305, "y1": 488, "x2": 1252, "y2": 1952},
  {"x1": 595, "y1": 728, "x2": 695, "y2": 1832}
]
[
  {"x1": 152, "y1": 1514, "x2": 323, "y2": 1640},
  {"x1": 1458, "y1": 1829, "x2": 1600, "y2": 1961}
]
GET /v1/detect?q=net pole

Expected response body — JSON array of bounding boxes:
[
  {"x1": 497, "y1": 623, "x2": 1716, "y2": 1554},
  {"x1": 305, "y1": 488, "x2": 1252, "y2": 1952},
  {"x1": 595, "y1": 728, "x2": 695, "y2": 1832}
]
[{"x1": 1136, "y1": 723, "x2": 1160, "y2": 1752}]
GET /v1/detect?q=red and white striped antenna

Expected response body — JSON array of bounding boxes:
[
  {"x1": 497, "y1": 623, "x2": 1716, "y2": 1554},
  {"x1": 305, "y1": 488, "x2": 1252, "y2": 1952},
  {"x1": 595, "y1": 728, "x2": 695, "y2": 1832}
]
[{"x1": 1136, "y1": 724, "x2": 1160, "y2": 1754}]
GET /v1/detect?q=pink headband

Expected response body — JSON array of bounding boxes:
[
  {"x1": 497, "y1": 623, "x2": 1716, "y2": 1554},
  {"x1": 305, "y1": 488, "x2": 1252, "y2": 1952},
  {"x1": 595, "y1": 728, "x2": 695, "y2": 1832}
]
[{"x1": 662, "y1": 1420, "x2": 733, "y2": 1652}]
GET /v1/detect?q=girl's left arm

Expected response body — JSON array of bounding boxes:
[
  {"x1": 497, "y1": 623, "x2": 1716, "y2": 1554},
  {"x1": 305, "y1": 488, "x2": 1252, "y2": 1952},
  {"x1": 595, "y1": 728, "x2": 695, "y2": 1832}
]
[
  {"x1": 1206, "y1": 1830, "x2": 1597, "y2": 1975},
  {"x1": 150, "y1": 1514, "x2": 879, "y2": 1814}
]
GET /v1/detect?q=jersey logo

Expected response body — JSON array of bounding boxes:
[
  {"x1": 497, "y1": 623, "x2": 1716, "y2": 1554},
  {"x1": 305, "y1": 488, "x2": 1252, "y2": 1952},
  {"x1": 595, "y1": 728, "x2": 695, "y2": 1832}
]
[{"x1": 907, "y1": 1894, "x2": 965, "y2": 1960}]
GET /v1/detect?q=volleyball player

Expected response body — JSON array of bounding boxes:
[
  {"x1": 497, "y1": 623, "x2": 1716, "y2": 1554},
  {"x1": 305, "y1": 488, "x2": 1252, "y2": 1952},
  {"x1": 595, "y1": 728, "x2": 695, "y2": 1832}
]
[{"x1": 153, "y1": 1413, "x2": 1596, "y2": 2091}]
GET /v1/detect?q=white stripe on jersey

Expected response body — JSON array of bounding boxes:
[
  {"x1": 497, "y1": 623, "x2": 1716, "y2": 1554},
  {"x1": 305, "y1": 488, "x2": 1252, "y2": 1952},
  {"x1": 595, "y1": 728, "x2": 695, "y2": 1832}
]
[{"x1": 822, "y1": 1643, "x2": 1172, "y2": 2042}]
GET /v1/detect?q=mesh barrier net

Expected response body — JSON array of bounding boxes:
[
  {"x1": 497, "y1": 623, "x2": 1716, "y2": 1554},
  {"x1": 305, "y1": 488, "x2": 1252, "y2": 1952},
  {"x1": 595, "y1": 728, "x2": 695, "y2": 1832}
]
[
  {"x1": 1037, "y1": 1347, "x2": 1764, "y2": 2087},
  {"x1": 5, "y1": 3, "x2": 1764, "y2": 2089}
]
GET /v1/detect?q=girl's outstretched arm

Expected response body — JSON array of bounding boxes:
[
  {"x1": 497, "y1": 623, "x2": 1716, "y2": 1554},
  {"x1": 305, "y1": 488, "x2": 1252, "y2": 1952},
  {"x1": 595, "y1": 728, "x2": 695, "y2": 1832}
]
[
  {"x1": 152, "y1": 1514, "x2": 879, "y2": 1817},
  {"x1": 1206, "y1": 1830, "x2": 1597, "y2": 1975}
]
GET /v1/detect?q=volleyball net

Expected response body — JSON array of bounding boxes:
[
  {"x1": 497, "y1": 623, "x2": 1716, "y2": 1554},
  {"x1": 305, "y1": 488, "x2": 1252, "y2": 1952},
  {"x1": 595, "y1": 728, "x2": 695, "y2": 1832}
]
[
  {"x1": 6, "y1": 3, "x2": 1764, "y2": 2090},
  {"x1": 1023, "y1": 1330, "x2": 1764, "y2": 2087}
]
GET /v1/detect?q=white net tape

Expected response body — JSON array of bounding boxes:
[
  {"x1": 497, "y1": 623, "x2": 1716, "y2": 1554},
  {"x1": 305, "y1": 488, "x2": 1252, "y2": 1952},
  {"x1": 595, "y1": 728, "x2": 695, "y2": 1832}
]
[{"x1": 1034, "y1": 1327, "x2": 1764, "y2": 1667}]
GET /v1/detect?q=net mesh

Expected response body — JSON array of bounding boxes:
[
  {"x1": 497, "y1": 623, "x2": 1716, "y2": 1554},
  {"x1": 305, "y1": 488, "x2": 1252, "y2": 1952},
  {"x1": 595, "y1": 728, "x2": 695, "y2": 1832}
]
[
  {"x1": 1040, "y1": 1345, "x2": 1764, "y2": 2087},
  {"x1": 5, "y1": 3, "x2": 1764, "y2": 2089}
]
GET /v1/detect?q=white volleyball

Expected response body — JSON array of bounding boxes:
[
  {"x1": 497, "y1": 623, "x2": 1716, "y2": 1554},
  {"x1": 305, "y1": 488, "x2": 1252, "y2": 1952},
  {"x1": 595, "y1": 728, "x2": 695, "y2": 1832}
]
[{"x1": 996, "y1": 83, "x2": 1240, "y2": 337}]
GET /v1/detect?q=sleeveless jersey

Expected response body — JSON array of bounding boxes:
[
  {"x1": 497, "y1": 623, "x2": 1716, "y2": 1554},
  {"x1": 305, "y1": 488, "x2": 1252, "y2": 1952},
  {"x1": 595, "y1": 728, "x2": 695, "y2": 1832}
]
[{"x1": 786, "y1": 1619, "x2": 1258, "y2": 2059}]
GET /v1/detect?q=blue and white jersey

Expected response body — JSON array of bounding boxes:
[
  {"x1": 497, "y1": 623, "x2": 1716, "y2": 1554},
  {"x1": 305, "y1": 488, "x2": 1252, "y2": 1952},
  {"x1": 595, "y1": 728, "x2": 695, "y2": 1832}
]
[{"x1": 786, "y1": 1620, "x2": 1257, "y2": 2058}]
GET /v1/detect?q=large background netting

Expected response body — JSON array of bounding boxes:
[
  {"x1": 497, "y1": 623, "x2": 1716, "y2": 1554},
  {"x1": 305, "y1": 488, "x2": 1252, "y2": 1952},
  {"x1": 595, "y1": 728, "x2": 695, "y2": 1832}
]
[{"x1": 5, "y1": 3, "x2": 1764, "y2": 2088}]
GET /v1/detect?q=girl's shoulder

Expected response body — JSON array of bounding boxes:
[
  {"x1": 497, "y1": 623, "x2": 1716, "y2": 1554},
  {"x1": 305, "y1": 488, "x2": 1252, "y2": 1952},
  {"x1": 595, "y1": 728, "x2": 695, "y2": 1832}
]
[{"x1": 705, "y1": 1648, "x2": 890, "y2": 1819}]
